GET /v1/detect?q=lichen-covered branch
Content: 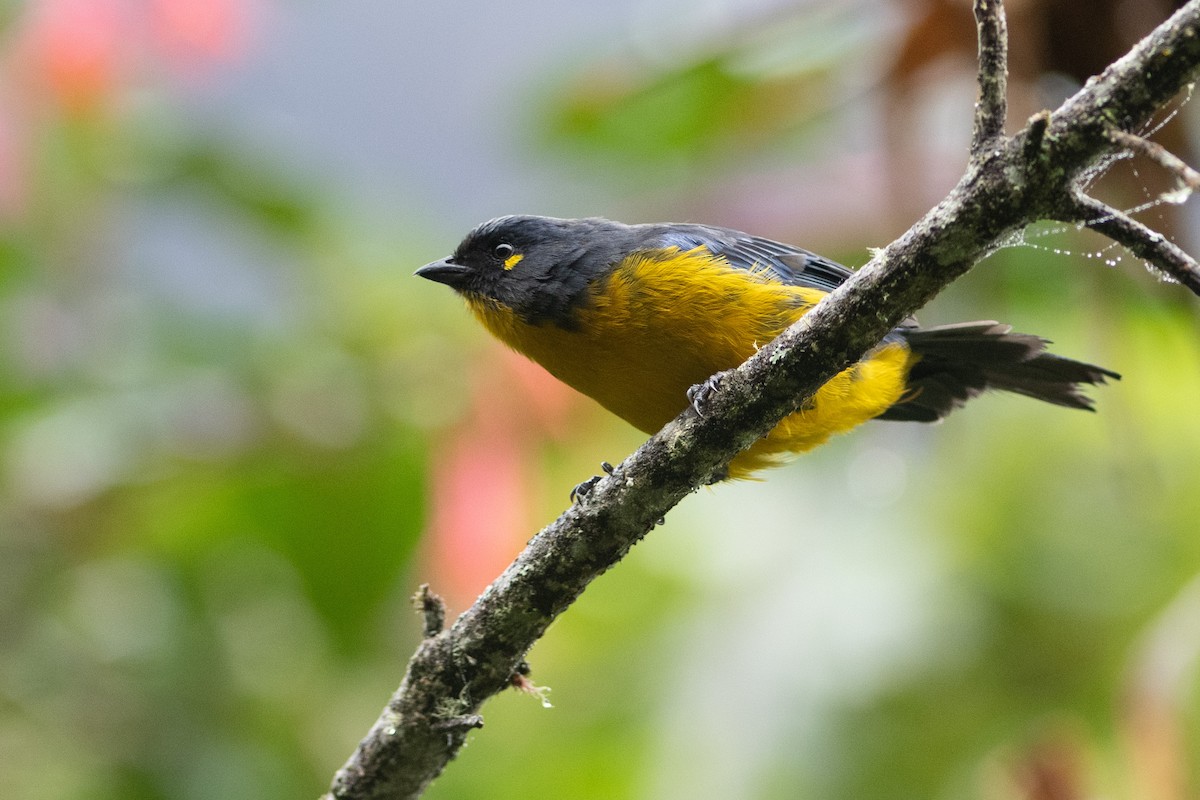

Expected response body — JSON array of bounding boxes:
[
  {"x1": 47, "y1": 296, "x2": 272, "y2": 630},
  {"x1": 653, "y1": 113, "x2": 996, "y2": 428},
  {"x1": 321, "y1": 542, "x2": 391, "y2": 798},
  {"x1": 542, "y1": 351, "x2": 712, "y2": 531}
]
[
  {"x1": 1107, "y1": 126, "x2": 1200, "y2": 191},
  {"x1": 971, "y1": 0, "x2": 1009, "y2": 154},
  {"x1": 1066, "y1": 193, "x2": 1200, "y2": 293},
  {"x1": 324, "y1": 2, "x2": 1200, "y2": 798}
]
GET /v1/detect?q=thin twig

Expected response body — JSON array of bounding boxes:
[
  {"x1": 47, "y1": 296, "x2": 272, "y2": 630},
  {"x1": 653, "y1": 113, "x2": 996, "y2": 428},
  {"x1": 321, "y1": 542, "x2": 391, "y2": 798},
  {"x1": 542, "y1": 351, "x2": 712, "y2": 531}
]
[
  {"x1": 971, "y1": 0, "x2": 1009, "y2": 155},
  {"x1": 1107, "y1": 126, "x2": 1200, "y2": 191},
  {"x1": 1066, "y1": 193, "x2": 1200, "y2": 294},
  {"x1": 413, "y1": 584, "x2": 446, "y2": 639}
]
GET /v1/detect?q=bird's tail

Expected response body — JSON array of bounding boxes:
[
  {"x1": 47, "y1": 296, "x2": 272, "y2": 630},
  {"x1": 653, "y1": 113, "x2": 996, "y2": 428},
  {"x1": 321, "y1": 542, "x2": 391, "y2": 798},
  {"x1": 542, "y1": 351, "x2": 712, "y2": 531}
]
[{"x1": 879, "y1": 321, "x2": 1120, "y2": 423}]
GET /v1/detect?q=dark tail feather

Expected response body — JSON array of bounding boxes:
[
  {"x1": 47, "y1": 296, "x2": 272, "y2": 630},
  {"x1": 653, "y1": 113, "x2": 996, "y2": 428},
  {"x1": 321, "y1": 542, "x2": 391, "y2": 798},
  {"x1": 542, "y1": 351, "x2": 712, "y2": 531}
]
[{"x1": 878, "y1": 321, "x2": 1120, "y2": 423}]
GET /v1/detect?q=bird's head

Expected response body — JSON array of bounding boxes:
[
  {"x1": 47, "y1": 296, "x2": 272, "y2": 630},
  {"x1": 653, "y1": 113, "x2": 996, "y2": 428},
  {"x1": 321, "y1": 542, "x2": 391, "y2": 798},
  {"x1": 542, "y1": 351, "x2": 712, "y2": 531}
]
[{"x1": 416, "y1": 215, "x2": 638, "y2": 327}]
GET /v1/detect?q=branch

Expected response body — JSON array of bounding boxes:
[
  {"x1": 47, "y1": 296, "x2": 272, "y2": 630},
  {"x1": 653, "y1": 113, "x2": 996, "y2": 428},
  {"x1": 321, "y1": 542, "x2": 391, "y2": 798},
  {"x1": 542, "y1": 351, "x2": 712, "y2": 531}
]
[
  {"x1": 1107, "y1": 126, "x2": 1200, "y2": 191},
  {"x1": 971, "y1": 0, "x2": 1009, "y2": 154},
  {"x1": 1065, "y1": 193, "x2": 1200, "y2": 292},
  {"x1": 325, "y1": 2, "x2": 1200, "y2": 798}
]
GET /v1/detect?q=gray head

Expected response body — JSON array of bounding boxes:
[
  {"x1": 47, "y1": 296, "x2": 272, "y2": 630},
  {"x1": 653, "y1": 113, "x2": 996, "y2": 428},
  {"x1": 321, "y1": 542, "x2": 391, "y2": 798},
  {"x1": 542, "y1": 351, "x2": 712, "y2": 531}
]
[{"x1": 416, "y1": 215, "x2": 643, "y2": 327}]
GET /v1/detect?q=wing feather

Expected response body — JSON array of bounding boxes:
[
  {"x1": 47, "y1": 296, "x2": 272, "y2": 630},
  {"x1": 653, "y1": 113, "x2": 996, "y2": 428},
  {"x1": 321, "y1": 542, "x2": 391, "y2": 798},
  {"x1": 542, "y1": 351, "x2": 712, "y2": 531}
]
[{"x1": 642, "y1": 223, "x2": 853, "y2": 292}]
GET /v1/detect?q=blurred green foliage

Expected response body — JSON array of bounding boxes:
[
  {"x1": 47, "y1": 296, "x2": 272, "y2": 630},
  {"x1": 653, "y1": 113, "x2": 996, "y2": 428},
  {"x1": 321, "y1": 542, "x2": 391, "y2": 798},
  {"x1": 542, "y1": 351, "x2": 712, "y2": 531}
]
[
  {"x1": 3, "y1": 3, "x2": 1200, "y2": 800},
  {"x1": 541, "y1": 6, "x2": 880, "y2": 178}
]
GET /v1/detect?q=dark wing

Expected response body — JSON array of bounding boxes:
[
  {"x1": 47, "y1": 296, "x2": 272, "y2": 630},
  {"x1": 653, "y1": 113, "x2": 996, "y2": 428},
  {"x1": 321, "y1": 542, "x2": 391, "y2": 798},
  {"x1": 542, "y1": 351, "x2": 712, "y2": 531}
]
[
  {"x1": 640, "y1": 223, "x2": 854, "y2": 292},
  {"x1": 639, "y1": 222, "x2": 918, "y2": 331}
]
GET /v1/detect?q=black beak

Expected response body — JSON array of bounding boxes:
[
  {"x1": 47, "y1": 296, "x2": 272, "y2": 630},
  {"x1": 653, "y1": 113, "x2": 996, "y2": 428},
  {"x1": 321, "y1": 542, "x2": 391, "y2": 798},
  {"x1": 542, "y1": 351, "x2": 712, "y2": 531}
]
[{"x1": 415, "y1": 258, "x2": 472, "y2": 289}]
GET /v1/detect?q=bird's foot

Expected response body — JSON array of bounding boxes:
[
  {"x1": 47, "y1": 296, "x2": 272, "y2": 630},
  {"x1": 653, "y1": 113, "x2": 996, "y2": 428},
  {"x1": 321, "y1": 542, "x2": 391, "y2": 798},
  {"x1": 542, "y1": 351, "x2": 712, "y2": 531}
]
[
  {"x1": 570, "y1": 477, "x2": 600, "y2": 503},
  {"x1": 687, "y1": 372, "x2": 727, "y2": 417},
  {"x1": 705, "y1": 465, "x2": 729, "y2": 485},
  {"x1": 570, "y1": 462, "x2": 616, "y2": 504}
]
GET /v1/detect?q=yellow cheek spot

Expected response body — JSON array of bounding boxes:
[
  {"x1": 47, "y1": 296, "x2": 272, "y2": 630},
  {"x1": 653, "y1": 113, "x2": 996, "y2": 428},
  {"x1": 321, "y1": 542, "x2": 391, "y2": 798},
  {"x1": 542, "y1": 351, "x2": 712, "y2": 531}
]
[{"x1": 503, "y1": 253, "x2": 524, "y2": 270}]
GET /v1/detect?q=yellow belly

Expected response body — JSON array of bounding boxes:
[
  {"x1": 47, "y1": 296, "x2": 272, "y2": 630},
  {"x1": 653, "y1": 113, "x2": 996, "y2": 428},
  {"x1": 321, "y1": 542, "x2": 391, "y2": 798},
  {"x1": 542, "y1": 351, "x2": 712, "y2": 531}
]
[{"x1": 468, "y1": 248, "x2": 914, "y2": 478}]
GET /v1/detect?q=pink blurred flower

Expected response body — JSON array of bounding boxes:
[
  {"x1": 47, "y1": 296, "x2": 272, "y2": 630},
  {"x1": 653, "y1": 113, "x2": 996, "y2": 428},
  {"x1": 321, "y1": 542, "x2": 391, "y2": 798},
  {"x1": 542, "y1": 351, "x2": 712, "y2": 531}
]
[
  {"x1": 21, "y1": 0, "x2": 129, "y2": 115},
  {"x1": 149, "y1": 0, "x2": 248, "y2": 70},
  {"x1": 425, "y1": 348, "x2": 582, "y2": 610},
  {"x1": 0, "y1": 0, "x2": 254, "y2": 218},
  {"x1": 14, "y1": 0, "x2": 250, "y2": 115}
]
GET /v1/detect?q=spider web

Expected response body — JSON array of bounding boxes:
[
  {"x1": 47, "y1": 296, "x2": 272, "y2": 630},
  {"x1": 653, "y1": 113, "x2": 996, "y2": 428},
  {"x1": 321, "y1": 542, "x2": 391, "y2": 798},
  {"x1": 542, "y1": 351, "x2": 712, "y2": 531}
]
[{"x1": 1004, "y1": 82, "x2": 1197, "y2": 283}]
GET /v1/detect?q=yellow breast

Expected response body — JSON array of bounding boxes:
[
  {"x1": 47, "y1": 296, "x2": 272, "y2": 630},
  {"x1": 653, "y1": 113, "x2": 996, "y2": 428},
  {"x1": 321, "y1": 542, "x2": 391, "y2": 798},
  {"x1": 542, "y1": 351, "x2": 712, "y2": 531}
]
[{"x1": 467, "y1": 247, "x2": 914, "y2": 477}]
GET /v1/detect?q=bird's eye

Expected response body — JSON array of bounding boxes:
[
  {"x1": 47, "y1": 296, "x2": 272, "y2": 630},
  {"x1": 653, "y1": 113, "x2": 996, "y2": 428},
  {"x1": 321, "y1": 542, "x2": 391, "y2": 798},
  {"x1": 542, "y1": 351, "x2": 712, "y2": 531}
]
[{"x1": 493, "y1": 243, "x2": 515, "y2": 260}]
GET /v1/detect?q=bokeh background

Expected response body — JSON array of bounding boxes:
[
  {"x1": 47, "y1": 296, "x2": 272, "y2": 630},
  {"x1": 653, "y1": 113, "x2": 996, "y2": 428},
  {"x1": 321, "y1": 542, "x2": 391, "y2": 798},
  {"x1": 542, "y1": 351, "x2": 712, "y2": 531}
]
[{"x1": 2, "y1": 1, "x2": 1200, "y2": 798}]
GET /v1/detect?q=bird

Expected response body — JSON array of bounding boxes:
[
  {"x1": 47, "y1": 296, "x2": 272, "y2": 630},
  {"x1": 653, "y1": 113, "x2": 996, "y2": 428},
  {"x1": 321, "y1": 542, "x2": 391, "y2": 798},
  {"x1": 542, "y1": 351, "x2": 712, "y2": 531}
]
[{"x1": 416, "y1": 215, "x2": 1118, "y2": 479}]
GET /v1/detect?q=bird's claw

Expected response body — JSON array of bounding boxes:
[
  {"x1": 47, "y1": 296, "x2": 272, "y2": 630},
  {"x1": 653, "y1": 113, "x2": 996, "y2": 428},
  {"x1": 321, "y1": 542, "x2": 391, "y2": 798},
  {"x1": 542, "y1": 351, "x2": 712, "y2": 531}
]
[
  {"x1": 705, "y1": 466, "x2": 729, "y2": 484},
  {"x1": 687, "y1": 372, "x2": 726, "y2": 417},
  {"x1": 572, "y1": 461, "x2": 617, "y2": 503},
  {"x1": 571, "y1": 475, "x2": 602, "y2": 504}
]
